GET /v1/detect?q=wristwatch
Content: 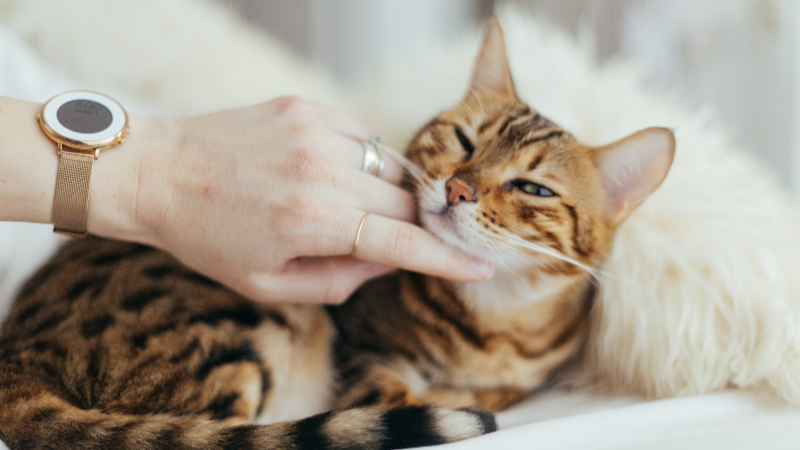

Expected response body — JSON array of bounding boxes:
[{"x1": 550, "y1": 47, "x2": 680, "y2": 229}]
[{"x1": 37, "y1": 91, "x2": 130, "y2": 237}]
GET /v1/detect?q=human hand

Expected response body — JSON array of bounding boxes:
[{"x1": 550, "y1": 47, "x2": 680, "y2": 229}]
[{"x1": 91, "y1": 97, "x2": 492, "y2": 304}]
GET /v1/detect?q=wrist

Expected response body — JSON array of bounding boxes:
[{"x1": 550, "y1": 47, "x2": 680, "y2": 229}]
[{"x1": 87, "y1": 114, "x2": 178, "y2": 247}]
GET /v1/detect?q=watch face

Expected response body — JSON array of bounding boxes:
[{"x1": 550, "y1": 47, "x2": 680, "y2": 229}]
[
  {"x1": 57, "y1": 100, "x2": 113, "y2": 134},
  {"x1": 41, "y1": 91, "x2": 128, "y2": 149}
]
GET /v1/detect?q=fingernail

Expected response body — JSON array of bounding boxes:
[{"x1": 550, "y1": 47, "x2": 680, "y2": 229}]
[{"x1": 471, "y1": 258, "x2": 493, "y2": 279}]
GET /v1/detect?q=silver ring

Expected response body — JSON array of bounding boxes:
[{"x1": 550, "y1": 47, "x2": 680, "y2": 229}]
[
  {"x1": 373, "y1": 141, "x2": 385, "y2": 177},
  {"x1": 368, "y1": 136, "x2": 386, "y2": 178},
  {"x1": 361, "y1": 140, "x2": 383, "y2": 177}
]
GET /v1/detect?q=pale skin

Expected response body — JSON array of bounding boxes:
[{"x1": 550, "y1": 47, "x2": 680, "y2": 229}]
[{"x1": 0, "y1": 95, "x2": 493, "y2": 304}]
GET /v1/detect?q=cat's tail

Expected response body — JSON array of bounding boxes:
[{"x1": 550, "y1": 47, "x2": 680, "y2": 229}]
[{"x1": 0, "y1": 388, "x2": 496, "y2": 450}]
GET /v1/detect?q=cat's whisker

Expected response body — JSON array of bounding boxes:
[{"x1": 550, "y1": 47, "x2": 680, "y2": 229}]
[
  {"x1": 371, "y1": 140, "x2": 428, "y2": 183},
  {"x1": 498, "y1": 228, "x2": 603, "y2": 280},
  {"x1": 465, "y1": 85, "x2": 485, "y2": 116},
  {"x1": 489, "y1": 238, "x2": 554, "y2": 283},
  {"x1": 488, "y1": 238, "x2": 599, "y2": 300},
  {"x1": 481, "y1": 238, "x2": 525, "y2": 281},
  {"x1": 493, "y1": 228, "x2": 604, "y2": 277},
  {"x1": 473, "y1": 234, "x2": 492, "y2": 262},
  {"x1": 401, "y1": 176, "x2": 426, "y2": 192},
  {"x1": 474, "y1": 237, "x2": 523, "y2": 282},
  {"x1": 464, "y1": 106, "x2": 485, "y2": 130},
  {"x1": 496, "y1": 241, "x2": 543, "y2": 282}
]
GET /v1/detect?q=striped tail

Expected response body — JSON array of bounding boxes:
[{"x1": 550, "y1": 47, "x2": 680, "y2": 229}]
[{"x1": 0, "y1": 389, "x2": 496, "y2": 450}]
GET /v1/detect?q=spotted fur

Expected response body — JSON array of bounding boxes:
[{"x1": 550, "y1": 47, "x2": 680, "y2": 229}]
[{"x1": 0, "y1": 19, "x2": 672, "y2": 450}]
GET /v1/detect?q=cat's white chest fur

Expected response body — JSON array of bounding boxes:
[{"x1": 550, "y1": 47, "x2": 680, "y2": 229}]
[
  {"x1": 457, "y1": 263, "x2": 580, "y2": 311},
  {"x1": 254, "y1": 311, "x2": 337, "y2": 425}
]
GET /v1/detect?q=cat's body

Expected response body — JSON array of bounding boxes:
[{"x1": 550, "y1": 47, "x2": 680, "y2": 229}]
[{"x1": 0, "y1": 20, "x2": 674, "y2": 449}]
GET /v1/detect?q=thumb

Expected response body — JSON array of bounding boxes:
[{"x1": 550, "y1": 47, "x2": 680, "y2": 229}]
[{"x1": 241, "y1": 256, "x2": 395, "y2": 304}]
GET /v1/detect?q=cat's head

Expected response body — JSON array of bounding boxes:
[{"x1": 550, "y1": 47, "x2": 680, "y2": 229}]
[{"x1": 407, "y1": 19, "x2": 675, "y2": 276}]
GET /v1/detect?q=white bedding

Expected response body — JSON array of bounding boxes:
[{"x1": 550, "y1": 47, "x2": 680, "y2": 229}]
[
  {"x1": 449, "y1": 390, "x2": 800, "y2": 449},
  {"x1": 2, "y1": 21, "x2": 799, "y2": 450}
]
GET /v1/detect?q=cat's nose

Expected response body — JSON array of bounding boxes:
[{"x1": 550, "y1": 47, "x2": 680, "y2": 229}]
[{"x1": 446, "y1": 178, "x2": 475, "y2": 205}]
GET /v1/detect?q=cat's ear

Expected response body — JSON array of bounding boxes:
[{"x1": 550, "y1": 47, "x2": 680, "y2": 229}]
[
  {"x1": 469, "y1": 18, "x2": 517, "y2": 98},
  {"x1": 592, "y1": 127, "x2": 675, "y2": 226}
]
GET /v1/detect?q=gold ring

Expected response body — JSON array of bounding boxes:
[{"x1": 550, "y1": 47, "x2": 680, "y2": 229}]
[{"x1": 350, "y1": 212, "x2": 369, "y2": 257}]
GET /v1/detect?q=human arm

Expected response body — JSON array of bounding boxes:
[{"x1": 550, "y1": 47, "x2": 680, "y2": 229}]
[{"x1": 0, "y1": 95, "x2": 492, "y2": 304}]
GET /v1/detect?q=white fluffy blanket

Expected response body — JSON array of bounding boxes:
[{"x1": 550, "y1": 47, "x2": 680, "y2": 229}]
[{"x1": 3, "y1": 0, "x2": 800, "y2": 407}]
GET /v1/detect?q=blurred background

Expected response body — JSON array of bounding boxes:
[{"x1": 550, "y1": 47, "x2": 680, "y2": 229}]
[{"x1": 218, "y1": 0, "x2": 800, "y2": 203}]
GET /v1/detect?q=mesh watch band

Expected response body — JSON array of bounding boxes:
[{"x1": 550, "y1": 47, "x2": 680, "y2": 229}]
[
  {"x1": 52, "y1": 150, "x2": 94, "y2": 237},
  {"x1": 40, "y1": 91, "x2": 129, "y2": 237}
]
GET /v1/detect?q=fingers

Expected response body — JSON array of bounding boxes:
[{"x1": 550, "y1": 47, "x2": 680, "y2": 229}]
[
  {"x1": 266, "y1": 99, "x2": 405, "y2": 185},
  {"x1": 324, "y1": 210, "x2": 493, "y2": 282},
  {"x1": 256, "y1": 97, "x2": 492, "y2": 282},
  {"x1": 244, "y1": 257, "x2": 396, "y2": 304},
  {"x1": 345, "y1": 175, "x2": 417, "y2": 222},
  {"x1": 356, "y1": 214, "x2": 493, "y2": 281},
  {"x1": 318, "y1": 130, "x2": 405, "y2": 185},
  {"x1": 351, "y1": 140, "x2": 406, "y2": 185}
]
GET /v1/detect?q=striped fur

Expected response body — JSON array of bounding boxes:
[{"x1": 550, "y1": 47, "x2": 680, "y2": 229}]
[
  {"x1": 0, "y1": 238, "x2": 494, "y2": 449},
  {"x1": 0, "y1": 19, "x2": 671, "y2": 450}
]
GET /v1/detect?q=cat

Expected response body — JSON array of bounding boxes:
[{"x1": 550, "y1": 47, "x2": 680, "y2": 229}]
[{"x1": 0, "y1": 19, "x2": 674, "y2": 450}]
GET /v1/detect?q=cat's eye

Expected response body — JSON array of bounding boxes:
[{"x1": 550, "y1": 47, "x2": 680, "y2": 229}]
[
  {"x1": 455, "y1": 127, "x2": 475, "y2": 161},
  {"x1": 514, "y1": 181, "x2": 556, "y2": 197}
]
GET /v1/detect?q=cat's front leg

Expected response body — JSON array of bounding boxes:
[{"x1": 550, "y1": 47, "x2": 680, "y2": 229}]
[{"x1": 335, "y1": 365, "x2": 421, "y2": 410}]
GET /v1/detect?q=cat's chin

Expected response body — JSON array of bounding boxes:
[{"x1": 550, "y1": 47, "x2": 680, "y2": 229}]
[{"x1": 420, "y1": 210, "x2": 487, "y2": 259}]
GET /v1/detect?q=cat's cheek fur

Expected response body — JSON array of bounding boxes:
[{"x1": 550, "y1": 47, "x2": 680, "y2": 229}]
[
  {"x1": 420, "y1": 208, "x2": 489, "y2": 260},
  {"x1": 418, "y1": 181, "x2": 474, "y2": 252},
  {"x1": 415, "y1": 179, "x2": 448, "y2": 215},
  {"x1": 417, "y1": 178, "x2": 495, "y2": 259},
  {"x1": 420, "y1": 212, "x2": 460, "y2": 246}
]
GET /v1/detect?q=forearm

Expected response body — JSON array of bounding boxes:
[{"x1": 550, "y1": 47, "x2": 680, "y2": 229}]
[{"x1": 0, "y1": 97, "x2": 58, "y2": 224}]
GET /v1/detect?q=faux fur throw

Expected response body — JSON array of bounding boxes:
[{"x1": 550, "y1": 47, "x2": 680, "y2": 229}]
[{"x1": 3, "y1": 0, "x2": 800, "y2": 404}]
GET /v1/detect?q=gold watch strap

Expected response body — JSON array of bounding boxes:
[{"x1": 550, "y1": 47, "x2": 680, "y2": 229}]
[{"x1": 52, "y1": 150, "x2": 94, "y2": 237}]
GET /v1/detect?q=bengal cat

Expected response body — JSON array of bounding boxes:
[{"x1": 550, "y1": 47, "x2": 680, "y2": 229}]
[{"x1": 0, "y1": 19, "x2": 674, "y2": 450}]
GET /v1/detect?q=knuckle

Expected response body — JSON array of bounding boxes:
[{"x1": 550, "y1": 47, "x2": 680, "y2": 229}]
[
  {"x1": 287, "y1": 121, "x2": 315, "y2": 141},
  {"x1": 283, "y1": 147, "x2": 344, "y2": 188},
  {"x1": 387, "y1": 223, "x2": 422, "y2": 263},
  {"x1": 356, "y1": 119, "x2": 375, "y2": 136},
  {"x1": 273, "y1": 95, "x2": 313, "y2": 116},
  {"x1": 275, "y1": 192, "x2": 321, "y2": 231},
  {"x1": 284, "y1": 148, "x2": 326, "y2": 182}
]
